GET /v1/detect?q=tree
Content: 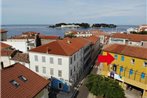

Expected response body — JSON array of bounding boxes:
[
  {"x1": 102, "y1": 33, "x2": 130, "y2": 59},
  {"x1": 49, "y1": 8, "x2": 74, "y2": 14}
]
[{"x1": 85, "y1": 74, "x2": 125, "y2": 98}]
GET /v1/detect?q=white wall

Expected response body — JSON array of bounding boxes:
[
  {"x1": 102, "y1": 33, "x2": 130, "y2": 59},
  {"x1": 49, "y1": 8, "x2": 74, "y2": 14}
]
[
  {"x1": 128, "y1": 41, "x2": 141, "y2": 46},
  {"x1": 10, "y1": 60, "x2": 30, "y2": 68},
  {"x1": 109, "y1": 38, "x2": 126, "y2": 44},
  {"x1": 29, "y1": 52, "x2": 70, "y2": 81},
  {"x1": 3, "y1": 41, "x2": 28, "y2": 52},
  {"x1": 0, "y1": 56, "x2": 11, "y2": 69},
  {"x1": 29, "y1": 50, "x2": 84, "y2": 85}
]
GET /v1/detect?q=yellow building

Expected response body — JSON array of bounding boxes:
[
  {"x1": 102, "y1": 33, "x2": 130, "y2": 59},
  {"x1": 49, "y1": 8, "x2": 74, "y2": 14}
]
[{"x1": 100, "y1": 44, "x2": 147, "y2": 98}]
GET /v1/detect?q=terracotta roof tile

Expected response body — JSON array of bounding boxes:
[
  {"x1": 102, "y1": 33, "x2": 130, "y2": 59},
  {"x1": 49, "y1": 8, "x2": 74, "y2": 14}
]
[
  {"x1": 30, "y1": 37, "x2": 91, "y2": 56},
  {"x1": 1, "y1": 63, "x2": 49, "y2": 98},
  {"x1": 103, "y1": 44, "x2": 147, "y2": 60},
  {"x1": 111, "y1": 33, "x2": 147, "y2": 42},
  {"x1": 1, "y1": 42, "x2": 11, "y2": 49},
  {"x1": 11, "y1": 53, "x2": 29, "y2": 63},
  {"x1": 86, "y1": 35, "x2": 100, "y2": 44},
  {"x1": 40, "y1": 35, "x2": 59, "y2": 39},
  {"x1": 1, "y1": 50, "x2": 15, "y2": 56}
]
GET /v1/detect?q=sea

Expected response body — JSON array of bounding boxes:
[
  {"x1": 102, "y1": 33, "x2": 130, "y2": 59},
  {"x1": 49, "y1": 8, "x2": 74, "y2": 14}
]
[{"x1": 1, "y1": 25, "x2": 138, "y2": 38}]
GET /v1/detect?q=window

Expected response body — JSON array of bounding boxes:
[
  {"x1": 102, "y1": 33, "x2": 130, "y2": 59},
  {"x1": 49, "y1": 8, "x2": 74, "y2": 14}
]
[
  {"x1": 42, "y1": 56, "x2": 46, "y2": 62},
  {"x1": 131, "y1": 59, "x2": 135, "y2": 64},
  {"x1": 114, "y1": 54, "x2": 118, "y2": 60},
  {"x1": 120, "y1": 66, "x2": 123, "y2": 72},
  {"x1": 35, "y1": 66, "x2": 39, "y2": 72},
  {"x1": 74, "y1": 55, "x2": 76, "y2": 61},
  {"x1": 50, "y1": 57, "x2": 54, "y2": 64},
  {"x1": 141, "y1": 73, "x2": 145, "y2": 79},
  {"x1": 58, "y1": 83, "x2": 63, "y2": 89},
  {"x1": 58, "y1": 58, "x2": 62, "y2": 65},
  {"x1": 18, "y1": 75, "x2": 27, "y2": 82},
  {"x1": 113, "y1": 64, "x2": 117, "y2": 72},
  {"x1": 70, "y1": 69, "x2": 72, "y2": 76},
  {"x1": 143, "y1": 61, "x2": 147, "y2": 67},
  {"x1": 70, "y1": 57, "x2": 72, "y2": 64},
  {"x1": 58, "y1": 70, "x2": 62, "y2": 77},
  {"x1": 42, "y1": 67, "x2": 46, "y2": 74},
  {"x1": 50, "y1": 68, "x2": 54, "y2": 75},
  {"x1": 74, "y1": 66, "x2": 76, "y2": 72},
  {"x1": 10, "y1": 80, "x2": 20, "y2": 88},
  {"x1": 34, "y1": 55, "x2": 38, "y2": 61},
  {"x1": 129, "y1": 69, "x2": 133, "y2": 75},
  {"x1": 121, "y1": 56, "x2": 124, "y2": 61}
]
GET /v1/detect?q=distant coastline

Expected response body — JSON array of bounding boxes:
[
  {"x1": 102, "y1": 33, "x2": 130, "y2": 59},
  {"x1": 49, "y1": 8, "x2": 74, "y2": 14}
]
[{"x1": 49, "y1": 23, "x2": 117, "y2": 28}]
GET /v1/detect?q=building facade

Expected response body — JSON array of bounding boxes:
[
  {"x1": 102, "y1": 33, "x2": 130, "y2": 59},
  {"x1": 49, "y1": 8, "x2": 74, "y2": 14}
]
[
  {"x1": 99, "y1": 44, "x2": 147, "y2": 98},
  {"x1": 109, "y1": 33, "x2": 147, "y2": 48},
  {"x1": 29, "y1": 38, "x2": 91, "y2": 86}
]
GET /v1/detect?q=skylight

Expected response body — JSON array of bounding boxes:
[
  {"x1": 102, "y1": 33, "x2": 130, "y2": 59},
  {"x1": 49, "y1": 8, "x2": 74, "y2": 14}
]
[
  {"x1": 10, "y1": 80, "x2": 20, "y2": 88},
  {"x1": 18, "y1": 75, "x2": 28, "y2": 82}
]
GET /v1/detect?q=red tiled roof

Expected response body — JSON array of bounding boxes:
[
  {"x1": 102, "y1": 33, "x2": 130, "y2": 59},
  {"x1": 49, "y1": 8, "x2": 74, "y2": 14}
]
[
  {"x1": 11, "y1": 53, "x2": 29, "y2": 63},
  {"x1": 111, "y1": 33, "x2": 147, "y2": 42},
  {"x1": 1, "y1": 63, "x2": 49, "y2": 98},
  {"x1": 86, "y1": 35, "x2": 100, "y2": 44},
  {"x1": 9, "y1": 31, "x2": 43, "y2": 39},
  {"x1": 40, "y1": 35, "x2": 59, "y2": 39},
  {"x1": 1, "y1": 42, "x2": 11, "y2": 49},
  {"x1": 30, "y1": 37, "x2": 91, "y2": 56},
  {"x1": 0, "y1": 29, "x2": 7, "y2": 33},
  {"x1": 1, "y1": 50, "x2": 15, "y2": 56},
  {"x1": 22, "y1": 31, "x2": 40, "y2": 35},
  {"x1": 103, "y1": 44, "x2": 147, "y2": 60},
  {"x1": 90, "y1": 30, "x2": 109, "y2": 36}
]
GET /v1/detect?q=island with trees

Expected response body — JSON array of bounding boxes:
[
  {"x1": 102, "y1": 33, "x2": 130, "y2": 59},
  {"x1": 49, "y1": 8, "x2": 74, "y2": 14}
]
[
  {"x1": 92, "y1": 23, "x2": 117, "y2": 28},
  {"x1": 49, "y1": 23, "x2": 117, "y2": 28}
]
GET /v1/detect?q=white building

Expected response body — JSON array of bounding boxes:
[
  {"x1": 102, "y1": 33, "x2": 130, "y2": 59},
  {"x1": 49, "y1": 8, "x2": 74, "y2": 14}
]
[
  {"x1": 75, "y1": 31, "x2": 93, "y2": 37},
  {"x1": 29, "y1": 37, "x2": 91, "y2": 85},
  {"x1": 3, "y1": 41, "x2": 30, "y2": 53},
  {"x1": 138, "y1": 24, "x2": 147, "y2": 32},
  {"x1": 0, "y1": 42, "x2": 30, "y2": 69},
  {"x1": 108, "y1": 33, "x2": 147, "y2": 47},
  {"x1": 6, "y1": 32, "x2": 59, "y2": 52}
]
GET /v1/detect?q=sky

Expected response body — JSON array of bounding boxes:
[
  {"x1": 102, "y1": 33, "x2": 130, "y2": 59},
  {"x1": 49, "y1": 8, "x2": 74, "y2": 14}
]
[{"x1": 1, "y1": 0, "x2": 147, "y2": 25}]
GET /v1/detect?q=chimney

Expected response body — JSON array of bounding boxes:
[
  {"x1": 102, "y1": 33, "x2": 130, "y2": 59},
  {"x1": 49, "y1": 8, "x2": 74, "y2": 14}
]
[
  {"x1": 1, "y1": 62, "x2": 4, "y2": 69},
  {"x1": 46, "y1": 47, "x2": 51, "y2": 54}
]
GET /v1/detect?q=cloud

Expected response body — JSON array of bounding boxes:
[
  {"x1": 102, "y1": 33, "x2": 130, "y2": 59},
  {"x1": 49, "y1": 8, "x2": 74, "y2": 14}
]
[{"x1": 1, "y1": 0, "x2": 146, "y2": 25}]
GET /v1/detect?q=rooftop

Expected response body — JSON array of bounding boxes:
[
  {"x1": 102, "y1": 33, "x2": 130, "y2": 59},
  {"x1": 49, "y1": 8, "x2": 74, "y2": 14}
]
[
  {"x1": 11, "y1": 53, "x2": 29, "y2": 63},
  {"x1": 111, "y1": 33, "x2": 147, "y2": 42},
  {"x1": 86, "y1": 35, "x2": 99, "y2": 44},
  {"x1": 9, "y1": 31, "x2": 59, "y2": 40},
  {"x1": 1, "y1": 50, "x2": 15, "y2": 56},
  {"x1": 30, "y1": 37, "x2": 91, "y2": 56},
  {"x1": 0, "y1": 29, "x2": 8, "y2": 33},
  {"x1": 39, "y1": 35, "x2": 60, "y2": 39},
  {"x1": 1, "y1": 42, "x2": 12, "y2": 49},
  {"x1": 1, "y1": 63, "x2": 49, "y2": 98},
  {"x1": 103, "y1": 44, "x2": 147, "y2": 60}
]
